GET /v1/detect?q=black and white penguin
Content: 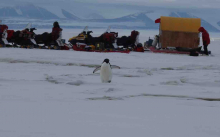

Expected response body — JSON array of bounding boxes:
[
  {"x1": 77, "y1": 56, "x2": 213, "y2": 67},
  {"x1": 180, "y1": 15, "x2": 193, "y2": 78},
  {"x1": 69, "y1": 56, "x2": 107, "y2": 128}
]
[{"x1": 93, "y1": 59, "x2": 120, "y2": 83}]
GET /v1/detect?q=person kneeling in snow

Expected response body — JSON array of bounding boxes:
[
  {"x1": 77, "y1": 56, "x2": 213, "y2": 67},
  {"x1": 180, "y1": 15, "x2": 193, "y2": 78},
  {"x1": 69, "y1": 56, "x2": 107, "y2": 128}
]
[
  {"x1": 198, "y1": 27, "x2": 210, "y2": 55},
  {"x1": 52, "y1": 21, "x2": 64, "y2": 47}
]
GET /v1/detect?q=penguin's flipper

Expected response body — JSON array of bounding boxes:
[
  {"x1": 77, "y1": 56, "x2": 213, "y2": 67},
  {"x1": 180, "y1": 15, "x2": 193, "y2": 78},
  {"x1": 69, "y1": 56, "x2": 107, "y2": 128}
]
[
  {"x1": 93, "y1": 66, "x2": 101, "y2": 73},
  {"x1": 111, "y1": 65, "x2": 120, "y2": 69}
]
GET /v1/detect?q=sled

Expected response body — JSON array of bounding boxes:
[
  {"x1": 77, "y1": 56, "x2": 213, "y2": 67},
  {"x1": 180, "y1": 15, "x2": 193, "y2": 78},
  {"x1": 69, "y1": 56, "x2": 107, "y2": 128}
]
[
  {"x1": 176, "y1": 46, "x2": 202, "y2": 52},
  {"x1": 36, "y1": 44, "x2": 70, "y2": 50},
  {"x1": 72, "y1": 44, "x2": 130, "y2": 53},
  {"x1": 149, "y1": 46, "x2": 190, "y2": 54},
  {"x1": 149, "y1": 46, "x2": 211, "y2": 55}
]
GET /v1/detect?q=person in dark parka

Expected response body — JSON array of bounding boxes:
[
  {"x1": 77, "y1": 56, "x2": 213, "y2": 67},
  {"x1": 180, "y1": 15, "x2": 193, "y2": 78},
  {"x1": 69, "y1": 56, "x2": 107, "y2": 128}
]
[{"x1": 198, "y1": 27, "x2": 210, "y2": 55}]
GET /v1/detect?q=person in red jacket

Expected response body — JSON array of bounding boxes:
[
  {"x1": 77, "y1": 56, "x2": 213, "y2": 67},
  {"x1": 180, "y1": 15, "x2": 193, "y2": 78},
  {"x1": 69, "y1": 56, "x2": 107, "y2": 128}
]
[
  {"x1": 52, "y1": 21, "x2": 62, "y2": 41},
  {"x1": 198, "y1": 27, "x2": 210, "y2": 55},
  {"x1": 52, "y1": 21, "x2": 64, "y2": 47}
]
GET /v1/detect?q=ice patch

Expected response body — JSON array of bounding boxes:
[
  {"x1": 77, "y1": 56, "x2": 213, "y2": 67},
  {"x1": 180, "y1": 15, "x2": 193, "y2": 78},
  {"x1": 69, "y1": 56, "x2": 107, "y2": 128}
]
[
  {"x1": 0, "y1": 95, "x2": 33, "y2": 102},
  {"x1": 160, "y1": 65, "x2": 220, "y2": 71},
  {"x1": 177, "y1": 65, "x2": 220, "y2": 71},
  {"x1": 137, "y1": 69, "x2": 153, "y2": 76},
  {"x1": 82, "y1": 88, "x2": 122, "y2": 96},
  {"x1": 122, "y1": 74, "x2": 140, "y2": 77},
  {"x1": 67, "y1": 80, "x2": 84, "y2": 86},
  {"x1": 187, "y1": 81, "x2": 220, "y2": 88},
  {"x1": 105, "y1": 88, "x2": 115, "y2": 93},
  {"x1": 45, "y1": 75, "x2": 62, "y2": 84},
  {"x1": 0, "y1": 58, "x2": 100, "y2": 68},
  {"x1": 161, "y1": 67, "x2": 175, "y2": 70},
  {"x1": 87, "y1": 96, "x2": 123, "y2": 101},
  {"x1": 88, "y1": 94, "x2": 220, "y2": 102},
  {"x1": 180, "y1": 78, "x2": 188, "y2": 83},
  {"x1": 161, "y1": 80, "x2": 180, "y2": 86}
]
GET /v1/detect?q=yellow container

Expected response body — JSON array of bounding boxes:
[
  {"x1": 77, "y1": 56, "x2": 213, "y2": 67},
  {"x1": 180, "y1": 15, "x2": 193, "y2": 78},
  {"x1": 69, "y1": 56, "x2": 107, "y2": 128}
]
[{"x1": 160, "y1": 16, "x2": 201, "y2": 33}]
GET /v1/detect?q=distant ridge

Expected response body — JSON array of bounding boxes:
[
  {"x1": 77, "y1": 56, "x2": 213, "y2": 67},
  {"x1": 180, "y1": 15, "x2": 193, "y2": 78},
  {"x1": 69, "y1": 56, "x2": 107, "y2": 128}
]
[
  {"x1": 0, "y1": 4, "x2": 59, "y2": 19},
  {"x1": 89, "y1": 12, "x2": 158, "y2": 29},
  {"x1": 61, "y1": 9, "x2": 80, "y2": 20},
  {"x1": 1, "y1": 4, "x2": 219, "y2": 32}
]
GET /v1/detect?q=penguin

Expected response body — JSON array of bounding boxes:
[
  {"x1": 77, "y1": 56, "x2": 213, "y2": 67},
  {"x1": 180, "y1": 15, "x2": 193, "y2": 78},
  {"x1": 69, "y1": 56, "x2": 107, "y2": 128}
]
[{"x1": 93, "y1": 59, "x2": 120, "y2": 83}]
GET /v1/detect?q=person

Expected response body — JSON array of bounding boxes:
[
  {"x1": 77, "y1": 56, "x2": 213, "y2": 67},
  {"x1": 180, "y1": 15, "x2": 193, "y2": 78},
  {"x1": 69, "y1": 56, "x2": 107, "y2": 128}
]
[
  {"x1": 130, "y1": 30, "x2": 139, "y2": 47},
  {"x1": 0, "y1": 25, "x2": 9, "y2": 46},
  {"x1": 52, "y1": 21, "x2": 64, "y2": 47},
  {"x1": 198, "y1": 27, "x2": 210, "y2": 55}
]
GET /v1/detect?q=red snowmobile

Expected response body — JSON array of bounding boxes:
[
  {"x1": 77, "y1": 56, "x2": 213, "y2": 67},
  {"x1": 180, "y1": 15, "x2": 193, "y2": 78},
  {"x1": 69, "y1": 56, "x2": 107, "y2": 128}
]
[{"x1": 7, "y1": 23, "x2": 37, "y2": 48}]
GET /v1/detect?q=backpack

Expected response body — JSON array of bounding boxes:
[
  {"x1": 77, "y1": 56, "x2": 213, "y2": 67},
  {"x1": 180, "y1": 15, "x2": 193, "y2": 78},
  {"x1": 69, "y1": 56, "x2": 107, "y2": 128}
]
[
  {"x1": 0, "y1": 25, "x2": 8, "y2": 33},
  {"x1": 7, "y1": 30, "x2": 14, "y2": 39},
  {"x1": 134, "y1": 43, "x2": 144, "y2": 52},
  {"x1": 103, "y1": 33, "x2": 116, "y2": 43}
]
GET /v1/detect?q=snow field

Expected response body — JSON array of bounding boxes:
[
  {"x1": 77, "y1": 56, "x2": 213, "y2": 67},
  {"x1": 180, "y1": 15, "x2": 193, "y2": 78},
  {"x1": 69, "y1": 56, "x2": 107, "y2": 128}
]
[{"x1": 0, "y1": 30, "x2": 220, "y2": 137}]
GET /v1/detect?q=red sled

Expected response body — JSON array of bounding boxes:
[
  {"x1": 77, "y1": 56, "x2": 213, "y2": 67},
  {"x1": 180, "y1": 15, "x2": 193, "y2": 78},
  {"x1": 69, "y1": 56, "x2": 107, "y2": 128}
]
[
  {"x1": 134, "y1": 47, "x2": 144, "y2": 52},
  {"x1": 60, "y1": 45, "x2": 70, "y2": 50},
  {"x1": 72, "y1": 44, "x2": 130, "y2": 53}
]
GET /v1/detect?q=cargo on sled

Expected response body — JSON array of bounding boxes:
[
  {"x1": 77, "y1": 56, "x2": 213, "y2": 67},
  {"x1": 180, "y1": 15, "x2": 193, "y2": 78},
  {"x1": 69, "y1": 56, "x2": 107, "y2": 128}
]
[{"x1": 145, "y1": 16, "x2": 210, "y2": 55}]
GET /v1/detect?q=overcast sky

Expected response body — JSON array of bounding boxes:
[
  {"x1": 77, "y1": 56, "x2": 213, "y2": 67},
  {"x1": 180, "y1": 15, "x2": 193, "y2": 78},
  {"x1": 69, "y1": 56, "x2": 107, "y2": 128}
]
[
  {"x1": 1, "y1": 0, "x2": 220, "y2": 8},
  {"x1": 1, "y1": 0, "x2": 220, "y2": 19},
  {"x1": 77, "y1": 0, "x2": 220, "y2": 8}
]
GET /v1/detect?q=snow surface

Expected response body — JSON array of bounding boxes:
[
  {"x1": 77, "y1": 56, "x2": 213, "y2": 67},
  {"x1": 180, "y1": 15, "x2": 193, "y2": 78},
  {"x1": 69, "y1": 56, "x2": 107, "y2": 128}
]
[{"x1": 0, "y1": 29, "x2": 220, "y2": 137}]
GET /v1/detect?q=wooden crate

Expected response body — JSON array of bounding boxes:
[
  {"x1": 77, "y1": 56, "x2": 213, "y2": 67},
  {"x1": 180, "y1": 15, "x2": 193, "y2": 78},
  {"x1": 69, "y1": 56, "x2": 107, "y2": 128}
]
[{"x1": 160, "y1": 31, "x2": 200, "y2": 48}]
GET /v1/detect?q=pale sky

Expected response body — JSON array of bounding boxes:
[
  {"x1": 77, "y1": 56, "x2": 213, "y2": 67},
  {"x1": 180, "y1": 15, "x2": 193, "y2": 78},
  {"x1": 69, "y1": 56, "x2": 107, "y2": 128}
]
[{"x1": 1, "y1": 0, "x2": 220, "y2": 8}]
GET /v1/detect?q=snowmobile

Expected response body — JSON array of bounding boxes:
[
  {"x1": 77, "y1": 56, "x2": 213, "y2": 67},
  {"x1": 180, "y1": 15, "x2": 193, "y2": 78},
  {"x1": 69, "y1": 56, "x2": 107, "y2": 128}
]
[
  {"x1": 68, "y1": 26, "x2": 96, "y2": 46},
  {"x1": 117, "y1": 30, "x2": 144, "y2": 52},
  {"x1": 117, "y1": 30, "x2": 140, "y2": 48},
  {"x1": 7, "y1": 23, "x2": 37, "y2": 48},
  {"x1": 35, "y1": 28, "x2": 69, "y2": 50},
  {"x1": 69, "y1": 26, "x2": 121, "y2": 52}
]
